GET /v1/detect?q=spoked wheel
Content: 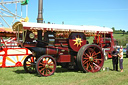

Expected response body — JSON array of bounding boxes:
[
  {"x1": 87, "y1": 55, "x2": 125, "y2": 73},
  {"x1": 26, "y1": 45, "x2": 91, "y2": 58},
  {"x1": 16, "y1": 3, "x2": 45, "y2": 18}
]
[
  {"x1": 77, "y1": 44, "x2": 104, "y2": 73},
  {"x1": 23, "y1": 54, "x2": 36, "y2": 73},
  {"x1": 36, "y1": 55, "x2": 56, "y2": 77}
]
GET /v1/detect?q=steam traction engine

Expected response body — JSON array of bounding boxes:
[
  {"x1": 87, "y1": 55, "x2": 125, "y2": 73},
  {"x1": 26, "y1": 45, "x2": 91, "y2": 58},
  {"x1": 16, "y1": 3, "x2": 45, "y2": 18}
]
[{"x1": 12, "y1": 22, "x2": 113, "y2": 77}]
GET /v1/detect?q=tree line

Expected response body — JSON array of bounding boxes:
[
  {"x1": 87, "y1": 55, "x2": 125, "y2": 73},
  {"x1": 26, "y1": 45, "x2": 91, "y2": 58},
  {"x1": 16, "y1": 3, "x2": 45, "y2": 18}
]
[
  {"x1": 112, "y1": 27, "x2": 128, "y2": 35},
  {"x1": 111, "y1": 27, "x2": 128, "y2": 47}
]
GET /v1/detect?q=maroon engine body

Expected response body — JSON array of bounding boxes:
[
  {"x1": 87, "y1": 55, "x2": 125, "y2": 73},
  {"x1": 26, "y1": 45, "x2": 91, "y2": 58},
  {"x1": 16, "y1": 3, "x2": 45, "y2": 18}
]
[
  {"x1": 23, "y1": 31, "x2": 106, "y2": 77},
  {"x1": 93, "y1": 32, "x2": 116, "y2": 58}
]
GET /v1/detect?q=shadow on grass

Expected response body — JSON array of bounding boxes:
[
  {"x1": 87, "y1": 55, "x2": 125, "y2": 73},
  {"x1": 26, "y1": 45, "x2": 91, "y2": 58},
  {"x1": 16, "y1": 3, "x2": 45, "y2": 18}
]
[
  {"x1": 13, "y1": 67, "x2": 84, "y2": 77},
  {"x1": 123, "y1": 54, "x2": 128, "y2": 58},
  {"x1": 56, "y1": 67, "x2": 74, "y2": 73},
  {"x1": 13, "y1": 70, "x2": 28, "y2": 74}
]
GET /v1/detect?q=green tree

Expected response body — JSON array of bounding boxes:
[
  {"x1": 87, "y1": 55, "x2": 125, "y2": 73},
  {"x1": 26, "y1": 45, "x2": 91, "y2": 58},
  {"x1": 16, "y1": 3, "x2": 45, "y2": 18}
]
[
  {"x1": 120, "y1": 29, "x2": 122, "y2": 32},
  {"x1": 123, "y1": 30, "x2": 125, "y2": 35},
  {"x1": 111, "y1": 27, "x2": 115, "y2": 33}
]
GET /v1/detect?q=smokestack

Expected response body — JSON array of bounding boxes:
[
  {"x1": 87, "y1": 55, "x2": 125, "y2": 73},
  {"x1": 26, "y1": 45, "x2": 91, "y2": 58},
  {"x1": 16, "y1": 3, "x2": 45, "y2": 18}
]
[{"x1": 37, "y1": 0, "x2": 43, "y2": 40}]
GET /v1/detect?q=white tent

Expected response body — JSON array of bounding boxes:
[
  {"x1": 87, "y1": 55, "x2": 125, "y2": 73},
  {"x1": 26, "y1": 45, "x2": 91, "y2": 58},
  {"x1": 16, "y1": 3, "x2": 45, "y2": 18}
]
[{"x1": 12, "y1": 22, "x2": 113, "y2": 33}]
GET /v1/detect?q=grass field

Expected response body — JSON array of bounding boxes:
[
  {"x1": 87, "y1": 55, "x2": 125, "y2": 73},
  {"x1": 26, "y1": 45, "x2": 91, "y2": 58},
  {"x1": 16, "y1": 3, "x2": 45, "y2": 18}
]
[
  {"x1": 113, "y1": 34, "x2": 128, "y2": 40},
  {"x1": 0, "y1": 54, "x2": 128, "y2": 85}
]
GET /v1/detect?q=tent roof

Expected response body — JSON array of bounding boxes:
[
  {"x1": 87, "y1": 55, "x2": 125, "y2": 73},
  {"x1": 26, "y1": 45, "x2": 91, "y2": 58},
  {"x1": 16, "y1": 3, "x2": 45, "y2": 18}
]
[
  {"x1": 0, "y1": 27, "x2": 14, "y2": 33},
  {"x1": 12, "y1": 22, "x2": 113, "y2": 33}
]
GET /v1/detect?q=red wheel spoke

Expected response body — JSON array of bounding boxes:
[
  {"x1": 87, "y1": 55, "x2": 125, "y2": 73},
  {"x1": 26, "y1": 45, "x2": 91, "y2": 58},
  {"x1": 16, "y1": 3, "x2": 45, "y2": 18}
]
[
  {"x1": 49, "y1": 67, "x2": 54, "y2": 70},
  {"x1": 47, "y1": 58, "x2": 50, "y2": 62},
  {"x1": 41, "y1": 70, "x2": 45, "y2": 75},
  {"x1": 83, "y1": 57, "x2": 89, "y2": 60},
  {"x1": 42, "y1": 60, "x2": 45, "y2": 64},
  {"x1": 89, "y1": 52, "x2": 92, "y2": 56},
  {"x1": 47, "y1": 69, "x2": 51, "y2": 73},
  {"x1": 83, "y1": 60, "x2": 89, "y2": 65},
  {"x1": 92, "y1": 47, "x2": 96, "y2": 52},
  {"x1": 90, "y1": 64, "x2": 94, "y2": 72},
  {"x1": 43, "y1": 58, "x2": 47, "y2": 63},
  {"x1": 38, "y1": 65, "x2": 44, "y2": 68},
  {"x1": 39, "y1": 62, "x2": 45, "y2": 66},
  {"x1": 39, "y1": 68, "x2": 45, "y2": 72},
  {"x1": 83, "y1": 54, "x2": 87, "y2": 57},
  {"x1": 86, "y1": 62, "x2": 90, "y2": 70},
  {"x1": 31, "y1": 57, "x2": 34, "y2": 62},
  {"x1": 93, "y1": 51, "x2": 101, "y2": 56},
  {"x1": 88, "y1": 48, "x2": 94, "y2": 55},
  {"x1": 91, "y1": 51, "x2": 96, "y2": 57},
  {"x1": 93, "y1": 60, "x2": 98, "y2": 64},
  {"x1": 48, "y1": 61, "x2": 53, "y2": 65},
  {"x1": 94, "y1": 56, "x2": 98, "y2": 59},
  {"x1": 83, "y1": 60, "x2": 86, "y2": 64},
  {"x1": 85, "y1": 53, "x2": 90, "y2": 57}
]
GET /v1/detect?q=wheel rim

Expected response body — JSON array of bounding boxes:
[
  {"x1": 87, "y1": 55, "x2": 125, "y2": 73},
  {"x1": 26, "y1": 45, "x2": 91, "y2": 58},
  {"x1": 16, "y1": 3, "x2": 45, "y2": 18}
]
[
  {"x1": 37, "y1": 55, "x2": 56, "y2": 77},
  {"x1": 23, "y1": 55, "x2": 36, "y2": 73},
  {"x1": 82, "y1": 45, "x2": 104, "y2": 72}
]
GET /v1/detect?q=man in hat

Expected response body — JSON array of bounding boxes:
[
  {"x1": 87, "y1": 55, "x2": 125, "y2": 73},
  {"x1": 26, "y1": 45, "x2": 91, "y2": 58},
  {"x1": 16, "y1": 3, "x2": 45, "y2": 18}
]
[{"x1": 111, "y1": 47, "x2": 119, "y2": 71}]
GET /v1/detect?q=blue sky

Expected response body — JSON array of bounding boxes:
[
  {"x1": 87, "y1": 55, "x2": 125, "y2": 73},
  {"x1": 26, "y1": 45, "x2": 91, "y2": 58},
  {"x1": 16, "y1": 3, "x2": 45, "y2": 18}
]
[{"x1": 1, "y1": 0, "x2": 128, "y2": 31}]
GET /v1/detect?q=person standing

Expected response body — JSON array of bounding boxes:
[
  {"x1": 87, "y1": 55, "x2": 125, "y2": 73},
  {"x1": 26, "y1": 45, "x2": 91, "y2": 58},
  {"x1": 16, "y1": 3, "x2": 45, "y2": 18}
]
[
  {"x1": 111, "y1": 47, "x2": 119, "y2": 71},
  {"x1": 119, "y1": 46, "x2": 123, "y2": 72}
]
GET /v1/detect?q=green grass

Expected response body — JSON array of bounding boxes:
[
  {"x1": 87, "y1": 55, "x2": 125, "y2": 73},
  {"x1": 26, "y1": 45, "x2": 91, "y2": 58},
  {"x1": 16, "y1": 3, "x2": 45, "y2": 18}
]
[
  {"x1": 0, "y1": 54, "x2": 128, "y2": 85},
  {"x1": 113, "y1": 34, "x2": 128, "y2": 40}
]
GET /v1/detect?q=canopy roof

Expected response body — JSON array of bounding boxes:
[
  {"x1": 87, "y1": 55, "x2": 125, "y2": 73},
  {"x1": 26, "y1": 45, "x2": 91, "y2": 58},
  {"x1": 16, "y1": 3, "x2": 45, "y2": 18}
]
[
  {"x1": 0, "y1": 27, "x2": 16, "y2": 37},
  {"x1": 0, "y1": 27, "x2": 14, "y2": 33},
  {"x1": 12, "y1": 22, "x2": 113, "y2": 33}
]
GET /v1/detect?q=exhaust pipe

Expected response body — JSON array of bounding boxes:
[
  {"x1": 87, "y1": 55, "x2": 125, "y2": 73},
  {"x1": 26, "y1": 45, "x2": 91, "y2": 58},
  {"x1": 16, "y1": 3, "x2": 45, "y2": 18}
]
[{"x1": 37, "y1": 0, "x2": 43, "y2": 41}]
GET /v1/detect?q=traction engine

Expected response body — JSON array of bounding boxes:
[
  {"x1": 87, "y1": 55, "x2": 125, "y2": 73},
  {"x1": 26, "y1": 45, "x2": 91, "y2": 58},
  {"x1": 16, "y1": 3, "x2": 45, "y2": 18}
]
[{"x1": 12, "y1": 22, "x2": 106, "y2": 77}]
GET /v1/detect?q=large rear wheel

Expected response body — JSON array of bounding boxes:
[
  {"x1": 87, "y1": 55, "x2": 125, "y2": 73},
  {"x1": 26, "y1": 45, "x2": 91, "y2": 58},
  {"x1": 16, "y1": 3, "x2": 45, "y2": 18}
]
[
  {"x1": 77, "y1": 44, "x2": 104, "y2": 73},
  {"x1": 36, "y1": 55, "x2": 56, "y2": 77}
]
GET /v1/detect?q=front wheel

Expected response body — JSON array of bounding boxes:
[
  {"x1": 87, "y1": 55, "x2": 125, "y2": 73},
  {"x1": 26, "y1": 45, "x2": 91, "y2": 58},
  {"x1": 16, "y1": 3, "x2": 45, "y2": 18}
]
[
  {"x1": 23, "y1": 55, "x2": 36, "y2": 73},
  {"x1": 77, "y1": 44, "x2": 104, "y2": 73},
  {"x1": 36, "y1": 55, "x2": 56, "y2": 77}
]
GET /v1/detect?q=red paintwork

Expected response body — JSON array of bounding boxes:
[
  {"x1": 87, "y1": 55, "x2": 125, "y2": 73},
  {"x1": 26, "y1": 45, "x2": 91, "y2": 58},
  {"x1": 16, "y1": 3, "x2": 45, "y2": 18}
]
[
  {"x1": 23, "y1": 43, "x2": 36, "y2": 47},
  {"x1": 81, "y1": 44, "x2": 104, "y2": 72},
  {"x1": 0, "y1": 48, "x2": 31, "y2": 68},
  {"x1": 15, "y1": 61, "x2": 22, "y2": 66},
  {"x1": 46, "y1": 48, "x2": 58, "y2": 55},
  {"x1": 107, "y1": 53, "x2": 112, "y2": 59},
  {"x1": 55, "y1": 39, "x2": 68, "y2": 46},
  {"x1": 46, "y1": 46, "x2": 69, "y2": 55},
  {"x1": 69, "y1": 40, "x2": 86, "y2": 52},
  {"x1": 93, "y1": 32, "x2": 115, "y2": 58},
  {"x1": 57, "y1": 55, "x2": 71, "y2": 63},
  {"x1": 69, "y1": 32, "x2": 86, "y2": 52},
  {"x1": 37, "y1": 55, "x2": 56, "y2": 77}
]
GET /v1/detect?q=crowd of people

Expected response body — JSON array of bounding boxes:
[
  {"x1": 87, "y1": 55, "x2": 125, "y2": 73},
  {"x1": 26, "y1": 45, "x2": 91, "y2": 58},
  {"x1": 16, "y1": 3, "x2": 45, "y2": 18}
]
[{"x1": 111, "y1": 46, "x2": 123, "y2": 72}]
